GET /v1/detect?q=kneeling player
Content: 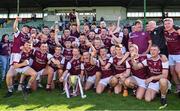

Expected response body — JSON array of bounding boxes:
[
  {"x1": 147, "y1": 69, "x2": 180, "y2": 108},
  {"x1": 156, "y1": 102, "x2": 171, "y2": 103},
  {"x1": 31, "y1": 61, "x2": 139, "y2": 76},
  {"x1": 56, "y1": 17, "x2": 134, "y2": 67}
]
[
  {"x1": 4, "y1": 42, "x2": 37, "y2": 97},
  {"x1": 133, "y1": 45, "x2": 170, "y2": 109},
  {"x1": 110, "y1": 45, "x2": 129, "y2": 95},
  {"x1": 96, "y1": 47, "x2": 114, "y2": 94},
  {"x1": 124, "y1": 44, "x2": 148, "y2": 99},
  {"x1": 46, "y1": 46, "x2": 65, "y2": 91},
  {"x1": 61, "y1": 48, "x2": 86, "y2": 98},
  {"x1": 83, "y1": 52, "x2": 101, "y2": 91}
]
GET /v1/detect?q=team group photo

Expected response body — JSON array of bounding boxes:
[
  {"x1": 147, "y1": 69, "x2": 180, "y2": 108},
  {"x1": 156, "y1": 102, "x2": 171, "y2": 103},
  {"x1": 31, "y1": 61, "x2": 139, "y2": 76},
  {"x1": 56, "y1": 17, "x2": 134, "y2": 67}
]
[{"x1": 0, "y1": 0, "x2": 180, "y2": 110}]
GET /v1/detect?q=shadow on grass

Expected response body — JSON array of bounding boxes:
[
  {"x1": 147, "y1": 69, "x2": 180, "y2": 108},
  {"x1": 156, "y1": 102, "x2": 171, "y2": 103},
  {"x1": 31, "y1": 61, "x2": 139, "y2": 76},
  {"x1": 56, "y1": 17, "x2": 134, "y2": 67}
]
[{"x1": 0, "y1": 85, "x2": 179, "y2": 110}]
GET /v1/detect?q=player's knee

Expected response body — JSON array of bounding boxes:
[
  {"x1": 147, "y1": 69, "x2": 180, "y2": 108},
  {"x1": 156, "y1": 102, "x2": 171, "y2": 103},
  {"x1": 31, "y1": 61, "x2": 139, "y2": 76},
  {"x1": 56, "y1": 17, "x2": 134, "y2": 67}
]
[
  {"x1": 6, "y1": 73, "x2": 13, "y2": 79},
  {"x1": 175, "y1": 65, "x2": 180, "y2": 73},
  {"x1": 136, "y1": 94, "x2": 143, "y2": 100},
  {"x1": 124, "y1": 78, "x2": 130, "y2": 86},
  {"x1": 109, "y1": 77, "x2": 118, "y2": 87},
  {"x1": 145, "y1": 96, "x2": 152, "y2": 102},
  {"x1": 159, "y1": 78, "x2": 168, "y2": 86},
  {"x1": 96, "y1": 85, "x2": 103, "y2": 94},
  {"x1": 96, "y1": 72, "x2": 101, "y2": 78},
  {"x1": 96, "y1": 88, "x2": 102, "y2": 94}
]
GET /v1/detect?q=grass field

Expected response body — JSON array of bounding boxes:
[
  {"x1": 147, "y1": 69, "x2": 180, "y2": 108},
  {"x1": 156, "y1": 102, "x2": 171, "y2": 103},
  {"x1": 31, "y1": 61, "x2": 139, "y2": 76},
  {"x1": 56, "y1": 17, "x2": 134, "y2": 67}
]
[{"x1": 0, "y1": 81, "x2": 180, "y2": 110}]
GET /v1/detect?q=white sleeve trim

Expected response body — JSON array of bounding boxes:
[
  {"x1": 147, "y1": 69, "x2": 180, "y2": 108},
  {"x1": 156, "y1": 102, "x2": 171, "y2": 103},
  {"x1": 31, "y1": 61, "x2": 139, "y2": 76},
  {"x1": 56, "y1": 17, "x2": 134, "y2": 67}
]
[
  {"x1": 108, "y1": 57, "x2": 113, "y2": 64},
  {"x1": 66, "y1": 62, "x2": 71, "y2": 70},
  {"x1": 14, "y1": 30, "x2": 21, "y2": 38},
  {"x1": 162, "y1": 61, "x2": 169, "y2": 69},
  {"x1": 126, "y1": 60, "x2": 131, "y2": 68},
  {"x1": 60, "y1": 57, "x2": 65, "y2": 65},
  {"x1": 47, "y1": 54, "x2": 53, "y2": 60},
  {"x1": 142, "y1": 59, "x2": 148, "y2": 66}
]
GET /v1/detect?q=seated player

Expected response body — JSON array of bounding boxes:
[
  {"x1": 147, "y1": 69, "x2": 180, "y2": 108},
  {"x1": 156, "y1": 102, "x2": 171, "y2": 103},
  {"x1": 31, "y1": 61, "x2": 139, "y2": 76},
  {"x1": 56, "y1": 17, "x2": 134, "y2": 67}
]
[
  {"x1": 46, "y1": 46, "x2": 65, "y2": 91},
  {"x1": 109, "y1": 44, "x2": 129, "y2": 95},
  {"x1": 96, "y1": 47, "x2": 114, "y2": 94},
  {"x1": 124, "y1": 44, "x2": 148, "y2": 99},
  {"x1": 83, "y1": 51, "x2": 101, "y2": 91},
  {"x1": 4, "y1": 41, "x2": 37, "y2": 98},
  {"x1": 133, "y1": 45, "x2": 170, "y2": 109}
]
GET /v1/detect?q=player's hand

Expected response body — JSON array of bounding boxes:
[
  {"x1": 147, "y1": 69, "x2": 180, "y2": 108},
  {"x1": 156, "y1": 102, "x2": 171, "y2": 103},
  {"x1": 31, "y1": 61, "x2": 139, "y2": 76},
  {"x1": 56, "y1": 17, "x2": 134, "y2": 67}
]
[
  {"x1": 75, "y1": 12, "x2": 78, "y2": 17},
  {"x1": 145, "y1": 77, "x2": 153, "y2": 85},
  {"x1": 104, "y1": 65, "x2": 109, "y2": 70},
  {"x1": 118, "y1": 16, "x2": 121, "y2": 20},
  {"x1": 59, "y1": 77, "x2": 64, "y2": 82},
  {"x1": 15, "y1": 16, "x2": 19, "y2": 21},
  {"x1": 55, "y1": 28, "x2": 59, "y2": 34},
  {"x1": 23, "y1": 60, "x2": 29, "y2": 66}
]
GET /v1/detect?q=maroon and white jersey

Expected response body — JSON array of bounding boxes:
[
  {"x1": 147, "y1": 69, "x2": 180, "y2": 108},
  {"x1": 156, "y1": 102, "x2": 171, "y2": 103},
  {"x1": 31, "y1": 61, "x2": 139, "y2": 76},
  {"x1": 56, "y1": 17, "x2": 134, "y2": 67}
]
[
  {"x1": 66, "y1": 58, "x2": 84, "y2": 75},
  {"x1": 79, "y1": 43, "x2": 90, "y2": 54},
  {"x1": 63, "y1": 48, "x2": 73, "y2": 62},
  {"x1": 101, "y1": 37, "x2": 112, "y2": 49},
  {"x1": 60, "y1": 36, "x2": 79, "y2": 47},
  {"x1": 47, "y1": 38, "x2": 56, "y2": 54},
  {"x1": 70, "y1": 30, "x2": 80, "y2": 38},
  {"x1": 99, "y1": 56, "x2": 114, "y2": 79},
  {"x1": 31, "y1": 50, "x2": 53, "y2": 71},
  {"x1": 49, "y1": 54, "x2": 65, "y2": 70},
  {"x1": 129, "y1": 31, "x2": 151, "y2": 54},
  {"x1": 142, "y1": 55, "x2": 169, "y2": 82},
  {"x1": 83, "y1": 58, "x2": 100, "y2": 77},
  {"x1": 12, "y1": 31, "x2": 30, "y2": 53},
  {"x1": 12, "y1": 50, "x2": 33, "y2": 66},
  {"x1": 126, "y1": 55, "x2": 147, "y2": 79},
  {"x1": 113, "y1": 56, "x2": 127, "y2": 74},
  {"x1": 164, "y1": 31, "x2": 180, "y2": 55}
]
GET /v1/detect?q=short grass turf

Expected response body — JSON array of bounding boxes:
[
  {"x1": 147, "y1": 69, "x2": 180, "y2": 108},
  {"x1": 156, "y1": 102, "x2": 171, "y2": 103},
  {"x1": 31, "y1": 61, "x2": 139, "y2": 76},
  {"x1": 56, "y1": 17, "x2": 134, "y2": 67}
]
[{"x1": 0, "y1": 83, "x2": 180, "y2": 111}]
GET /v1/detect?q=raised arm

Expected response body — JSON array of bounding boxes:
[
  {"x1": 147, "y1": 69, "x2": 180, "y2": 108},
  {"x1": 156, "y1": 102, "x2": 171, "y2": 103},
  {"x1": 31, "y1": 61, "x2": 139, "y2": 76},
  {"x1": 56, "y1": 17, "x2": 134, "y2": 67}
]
[
  {"x1": 75, "y1": 12, "x2": 80, "y2": 33},
  {"x1": 13, "y1": 16, "x2": 19, "y2": 32}
]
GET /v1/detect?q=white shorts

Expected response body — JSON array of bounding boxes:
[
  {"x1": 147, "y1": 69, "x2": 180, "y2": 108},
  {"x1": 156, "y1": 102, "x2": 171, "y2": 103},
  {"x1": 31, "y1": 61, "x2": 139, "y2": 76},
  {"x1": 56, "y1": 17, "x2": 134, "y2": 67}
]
[
  {"x1": 87, "y1": 75, "x2": 96, "y2": 83},
  {"x1": 169, "y1": 55, "x2": 180, "y2": 66},
  {"x1": 132, "y1": 76, "x2": 147, "y2": 89},
  {"x1": 99, "y1": 76, "x2": 112, "y2": 86},
  {"x1": 148, "y1": 80, "x2": 171, "y2": 92},
  {"x1": 10, "y1": 53, "x2": 21, "y2": 65},
  {"x1": 15, "y1": 66, "x2": 31, "y2": 74},
  {"x1": 36, "y1": 69, "x2": 45, "y2": 80},
  {"x1": 53, "y1": 71, "x2": 57, "y2": 80}
]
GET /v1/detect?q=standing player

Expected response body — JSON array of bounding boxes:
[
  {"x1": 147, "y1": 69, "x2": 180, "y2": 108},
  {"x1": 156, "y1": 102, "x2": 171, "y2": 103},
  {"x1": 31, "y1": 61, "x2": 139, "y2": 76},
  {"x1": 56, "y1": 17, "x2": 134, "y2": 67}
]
[
  {"x1": 129, "y1": 20, "x2": 152, "y2": 54},
  {"x1": 10, "y1": 16, "x2": 30, "y2": 65},
  {"x1": 164, "y1": 18, "x2": 180, "y2": 96}
]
